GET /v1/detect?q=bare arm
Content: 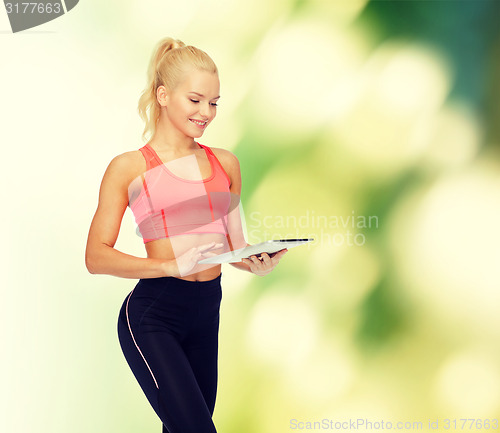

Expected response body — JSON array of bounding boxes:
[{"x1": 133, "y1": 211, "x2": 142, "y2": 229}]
[
  {"x1": 213, "y1": 148, "x2": 288, "y2": 275},
  {"x1": 213, "y1": 149, "x2": 251, "y2": 272},
  {"x1": 85, "y1": 153, "x2": 177, "y2": 279}
]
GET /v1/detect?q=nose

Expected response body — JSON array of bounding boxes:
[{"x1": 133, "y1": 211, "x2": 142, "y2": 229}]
[{"x1": 199, "y1": 102, "x2": 211, "y2": 119}]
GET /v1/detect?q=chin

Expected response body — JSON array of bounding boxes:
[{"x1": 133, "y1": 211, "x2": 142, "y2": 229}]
[
  {"x1": 190, "y1": 132, "x2": 204, "y2": 140},
  {"x1": 194, "y1": 129, "x2": 207, "y2": 138}
]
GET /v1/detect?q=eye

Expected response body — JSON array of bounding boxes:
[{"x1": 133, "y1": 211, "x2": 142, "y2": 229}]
[
  {"x1": 190, "y1": 99, "x2": 199, "y2": 103},
  {"x1": 211, "y1": 103, "x2": 218, "y2": 107}
]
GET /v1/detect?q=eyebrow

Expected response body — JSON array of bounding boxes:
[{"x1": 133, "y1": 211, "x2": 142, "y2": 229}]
[{"x1": 188, "y1": 92, "x2": 221, "y2": 100}]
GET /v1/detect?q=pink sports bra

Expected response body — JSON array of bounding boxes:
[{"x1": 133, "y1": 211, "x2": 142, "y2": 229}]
[{"x1": 128, "y1": 142, "x2": 232, "y2": 243}]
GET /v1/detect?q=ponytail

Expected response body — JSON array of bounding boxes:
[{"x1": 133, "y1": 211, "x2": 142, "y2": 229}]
[{"x1": 137, "y1": 37, "x2": 218, "y2": 142}]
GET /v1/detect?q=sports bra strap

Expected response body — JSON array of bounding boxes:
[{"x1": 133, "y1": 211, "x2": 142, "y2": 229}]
[
  {"x1": 139, "y1": 142, "x2": 230, "y2": 184},
  {"x1": 202, "y1": 144, "x2": 231, "y2": 185},
  {"x1": 139, "y1": 145, "x2": 162, "y2": 171}
]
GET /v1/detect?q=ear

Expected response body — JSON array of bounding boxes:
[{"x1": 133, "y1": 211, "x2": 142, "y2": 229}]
[{"x1": 157, "y1": 85, "x2": 169, "y2": 107}]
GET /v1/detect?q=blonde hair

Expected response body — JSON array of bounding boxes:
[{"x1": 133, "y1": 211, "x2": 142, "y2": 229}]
[{"x1": 137, "y1": 37, "x2": 218, "y2": 142}]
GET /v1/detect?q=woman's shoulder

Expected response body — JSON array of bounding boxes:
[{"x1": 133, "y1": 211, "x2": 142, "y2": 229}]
[
  {"x1": 104, "y1": 148, "x2": 146, "y2": 185},
  {"x1": 207, "y1": 146, "x2": 241, "y2": 188},
  {"x1": 111, "y1": 148, "x2": 144, "y2": 164},
  {"x1": 208, "y1": 146, "x2": 240, "y2": 169}
]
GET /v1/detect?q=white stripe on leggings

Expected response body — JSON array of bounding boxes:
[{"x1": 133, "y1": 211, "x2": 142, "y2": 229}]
[{"x1": 126, "y1": 289, "x2": 159, "y2": 389}]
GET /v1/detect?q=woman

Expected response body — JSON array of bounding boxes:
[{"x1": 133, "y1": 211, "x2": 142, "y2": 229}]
[{"x1": 85, "y1": 37, "x2": 287, "y2": 433}]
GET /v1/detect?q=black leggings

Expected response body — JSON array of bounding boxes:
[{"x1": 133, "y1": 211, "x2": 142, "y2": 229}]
[{"x1": 117, "y1": 274, "x2": 222, "y2": 433}]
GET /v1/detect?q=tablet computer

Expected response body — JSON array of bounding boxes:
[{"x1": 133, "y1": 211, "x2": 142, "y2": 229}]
[{"x1": 198, "y1": 238, "x2": 314, "y2": 264}]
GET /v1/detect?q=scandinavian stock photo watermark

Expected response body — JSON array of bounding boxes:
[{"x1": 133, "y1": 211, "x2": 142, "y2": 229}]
[
  {"x1": 289, "y1": 417, "x2": 499, "y2": 431},
  {"x1": 247, "y1": 210, "x2": 379, "y2": 247}
]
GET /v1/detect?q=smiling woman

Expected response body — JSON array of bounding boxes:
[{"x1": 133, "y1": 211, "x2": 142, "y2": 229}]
[
  {"x1": 153, "y1": 68, "x2": 220, "y2": 137},
  {"x1": 137, "y1": 38, "x2": 220, "y2": 143},
  {"x1": 84, "y1": 36, "x2": 287, "y2": 433}
]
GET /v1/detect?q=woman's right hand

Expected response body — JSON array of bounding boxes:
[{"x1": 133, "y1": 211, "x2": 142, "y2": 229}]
[{"x1": 174, "y1": 242, "x2": 224, "y2": 277}]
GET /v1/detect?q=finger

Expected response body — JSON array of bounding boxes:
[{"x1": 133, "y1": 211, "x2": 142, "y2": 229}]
[
  {"x1": 261, "y1": 252, "x2": 272, "y2": 266},
  {"x1": 243, "y1": 256, "x2": 259, "y2": 265},
  {"x1": 274, "y1": 248, "x2": 288, "y2": 260},
  {"x1": 250, "y1": 255, "x2": 264, "y2": 266},
  {"x1": 205, "y1": 242, "x2": 224, "y2": 251},
  {"x1": 186, "y1": 246, "x2": 198, "y2": 256},
  {"x1": 269, "y1": 248, "x2": 286, "y2": 258},
  {"x1": 241, "y1": 258, "x2": 255, "y2": 268},
  {"x1": 197, "y1": 242, "x2": 222, "y2": 253},
  {"x1": 198, "y1": 242, "x2": 215, "y2": 251}
]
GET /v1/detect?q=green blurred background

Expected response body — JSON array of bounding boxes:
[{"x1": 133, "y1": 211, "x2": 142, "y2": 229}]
[{"x1": 1, "y1": 0, "x2": 500, "y2": 432}]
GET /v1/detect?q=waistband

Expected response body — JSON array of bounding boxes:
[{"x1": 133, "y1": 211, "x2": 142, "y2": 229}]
[{"x1": 137, "y1": 273, "x2": 222, "y2": 296}]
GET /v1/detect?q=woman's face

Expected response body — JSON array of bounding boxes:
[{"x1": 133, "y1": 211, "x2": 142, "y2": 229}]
[{"x1": 161, "y1": 68, "x2": 220, "y2": 139}]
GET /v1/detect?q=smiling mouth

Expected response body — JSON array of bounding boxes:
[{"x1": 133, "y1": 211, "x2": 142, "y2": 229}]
[{"x1": 190, "y1": 119, "x2": 207, "y2": 126}]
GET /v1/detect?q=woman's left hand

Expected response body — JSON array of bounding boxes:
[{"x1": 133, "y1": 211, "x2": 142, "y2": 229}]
[{"x1": 241, "y1": 249, "x2": 288, "y2": 276}]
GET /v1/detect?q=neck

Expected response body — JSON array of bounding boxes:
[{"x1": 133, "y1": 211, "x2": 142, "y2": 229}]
[{"x1": 149, "y1": 113, "x2": 199, "y2": 153}]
